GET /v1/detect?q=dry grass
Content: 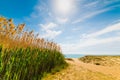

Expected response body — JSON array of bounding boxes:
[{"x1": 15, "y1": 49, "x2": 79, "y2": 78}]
[
  {"x1": 79, "y1": 56, "x2": 120, "y2": 66},
  {"x1": 0, "y1": 17, "x2": 66, "y2": 80},
  {"x1": 0, "y1": 17, "x2": 61, "y2": 51}
]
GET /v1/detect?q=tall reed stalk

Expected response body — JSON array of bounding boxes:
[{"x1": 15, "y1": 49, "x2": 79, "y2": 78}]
[{"x1": 0, "y1": 17, "x2": 66, "y2": 80}]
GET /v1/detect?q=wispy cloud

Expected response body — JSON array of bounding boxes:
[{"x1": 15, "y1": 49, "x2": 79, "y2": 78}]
[
  {"x1": 39, "y1": 22, "x2": 62, "y2": 39},
  {"x1": 72, "y1": 0, "x2": 120, "y2": 24},
  {"x1": 24, "y1": 0, "x2": 64, "y2": 39},
  {"x1": 61, "y1": 22, "x2": 120, "y2": 54},
  {"x1": 61, "y1": 36, "x2": 120, "y2": 54},
  {"x1": 78, "y1": 37, "x2": 120, "y2": 48},
  {"x1": 84, "y1": 22, "x2": 120, "y2": 38},
  {"x1": 41, "y1": 30, "x2": 62, "y2": 39},
  {"x1": 84, "y1": 1, "x2": 99, "y2": 7},
  {"x1": 40, "y1": 22, "x2": 57, "y2": 31},
  {"x1": 56, "y1": 17, "x2": 68, "y2": 23},
  {"x1": 72, "y1": 8, "x2": 110, "y2": 24}
]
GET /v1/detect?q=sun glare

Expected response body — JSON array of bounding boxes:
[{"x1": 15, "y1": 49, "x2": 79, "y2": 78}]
[{"x1": 52, "y1": 0, "x2": 75, "y2": 16}]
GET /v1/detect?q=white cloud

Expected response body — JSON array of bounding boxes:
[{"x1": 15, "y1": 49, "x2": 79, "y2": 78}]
[
  {"x1": 61, "y1": 22, "x2": 120, "y2": 54},
  {"x1": 61, "y1": 36, "x2": 120, "y2": 54},
  {"x1": 39, "y1": 22, "x2": 62, "y2": 39},
  {"x1": 72, "y1": 27, "x2": 81, "y2": 32},
  {"x1": 40, "y1": 22, "x2": 57, "y2": 31},
  {"x1": 84, "y1": 1, "x2": 99, "y2": 7},
  {"x1": 41, "y1": 30, "x2": 62, "y2": 39},
  {"x1": 85, "y1": 22, "x2": 120, "y2": 38},
  {"x1": 78, "y1": 37, "x2": 120, "y2": 48},
  {"x1": 72, "y1": 0, "x2": 120, "y2": 24},
  {"x1": 56, "y1": 17, "x2": 68, "y2": 23},
  {"x1": 72, "y1": 8, "x2": 111, "y2": 24}
]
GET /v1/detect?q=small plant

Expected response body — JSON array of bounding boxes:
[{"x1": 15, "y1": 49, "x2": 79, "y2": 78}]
[
  {"x1": 94, "y1": 63, "x2": 100, "y2": 65},
  {"x1": 66, "y1": 58, "x2": 74, "y2": 61}
]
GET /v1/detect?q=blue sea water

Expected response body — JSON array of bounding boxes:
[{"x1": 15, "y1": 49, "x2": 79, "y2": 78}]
[{"x1": 64, "y1": 54, "x2": 84, "y2": 58}]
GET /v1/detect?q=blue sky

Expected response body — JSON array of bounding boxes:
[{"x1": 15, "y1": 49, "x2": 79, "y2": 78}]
[{"x1": 0, "y1": 0, "x2": 120, "y2": 55}]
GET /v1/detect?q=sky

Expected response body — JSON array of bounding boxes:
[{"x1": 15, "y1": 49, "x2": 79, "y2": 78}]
[{"x1": 0, "y1": 0, "x2": 120, "y2": 55}]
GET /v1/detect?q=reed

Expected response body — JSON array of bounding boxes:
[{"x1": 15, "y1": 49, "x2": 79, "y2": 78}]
[{"x1": 0, "y1": 17, "x2": 66, "y2": 80}]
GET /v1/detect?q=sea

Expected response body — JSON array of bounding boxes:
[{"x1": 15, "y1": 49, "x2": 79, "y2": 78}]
[{"x1": 64, "y1": 54, "x2": 84, "y2": 58}]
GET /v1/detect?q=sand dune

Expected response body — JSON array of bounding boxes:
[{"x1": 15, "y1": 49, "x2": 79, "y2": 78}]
[{"x1": 43, "y1": 58, "x2": 120, "y2": 80}]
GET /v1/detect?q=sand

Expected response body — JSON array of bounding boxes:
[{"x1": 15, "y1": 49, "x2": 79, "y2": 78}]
[{"x1": 42, "y1": 58, "x2": 120, "y2": 80}]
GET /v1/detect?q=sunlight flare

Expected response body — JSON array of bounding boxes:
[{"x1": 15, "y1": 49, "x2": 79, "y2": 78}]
[{"x1": 52, "y1": 0, "x2": 76, "y2": 16}]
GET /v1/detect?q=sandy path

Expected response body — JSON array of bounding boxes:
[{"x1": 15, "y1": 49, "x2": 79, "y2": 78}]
[{"x1": 43, "y1": 58, "x2": 120, "y2": 80}]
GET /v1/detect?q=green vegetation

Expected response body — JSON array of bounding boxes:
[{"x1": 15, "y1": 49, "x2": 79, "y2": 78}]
[{"x1": 0, "y1": 17, "x2": 67, "y2": 80}]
